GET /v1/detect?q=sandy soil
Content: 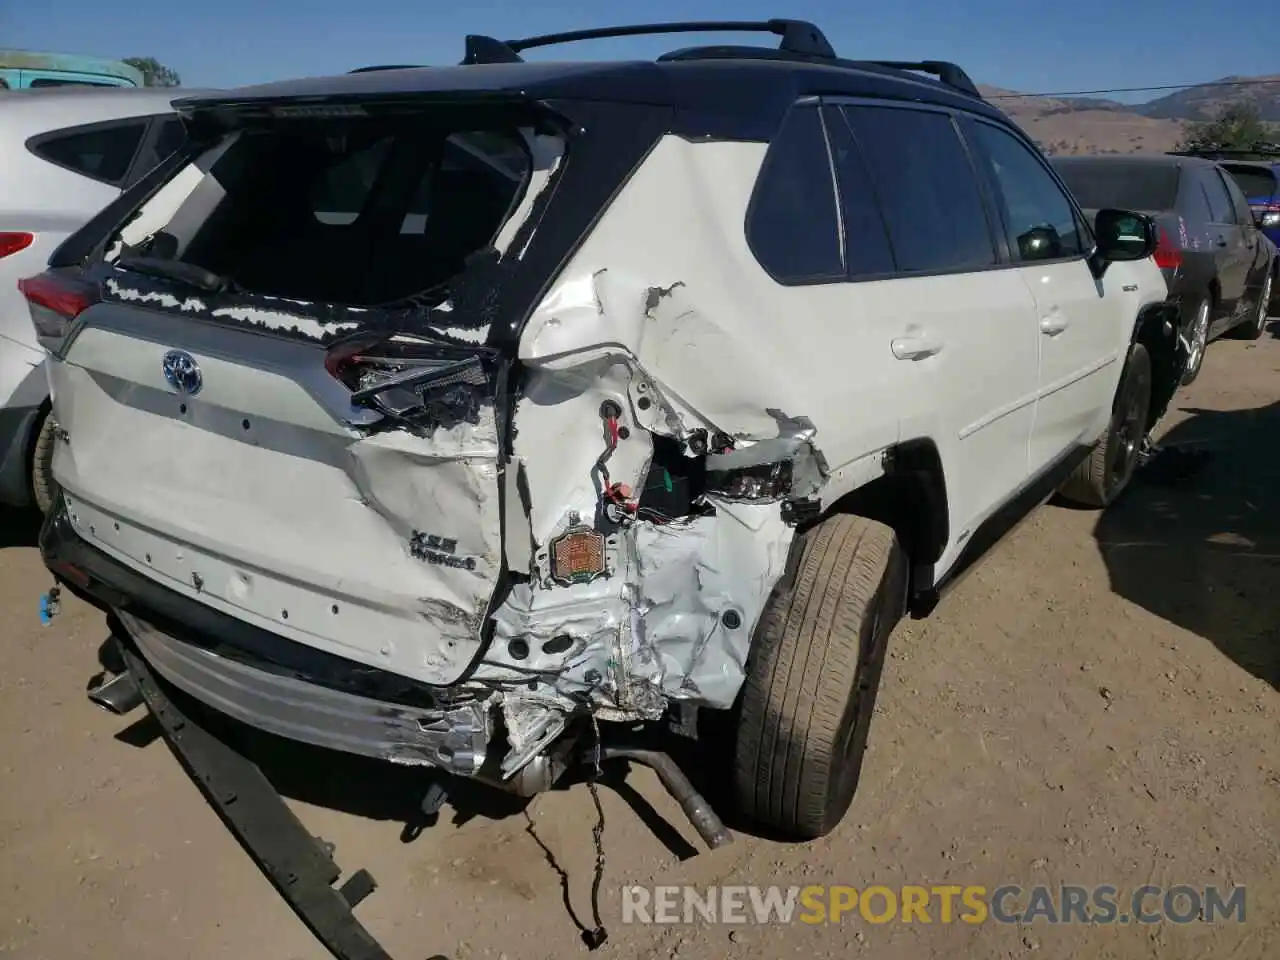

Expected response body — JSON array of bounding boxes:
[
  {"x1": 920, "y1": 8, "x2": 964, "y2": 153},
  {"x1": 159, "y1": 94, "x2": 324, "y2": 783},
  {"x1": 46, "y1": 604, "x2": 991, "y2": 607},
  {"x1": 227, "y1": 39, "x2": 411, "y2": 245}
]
[{"x1": 2, "y1": 323, "x2": 1277, "y2": 960}]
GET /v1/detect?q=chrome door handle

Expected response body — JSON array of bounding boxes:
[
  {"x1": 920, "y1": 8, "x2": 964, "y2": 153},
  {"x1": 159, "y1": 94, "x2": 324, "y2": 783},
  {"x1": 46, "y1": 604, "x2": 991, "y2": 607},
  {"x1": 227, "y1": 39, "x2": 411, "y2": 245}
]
[{"x1": 890, "y1": 335, "x2": 944, "y2": 360}]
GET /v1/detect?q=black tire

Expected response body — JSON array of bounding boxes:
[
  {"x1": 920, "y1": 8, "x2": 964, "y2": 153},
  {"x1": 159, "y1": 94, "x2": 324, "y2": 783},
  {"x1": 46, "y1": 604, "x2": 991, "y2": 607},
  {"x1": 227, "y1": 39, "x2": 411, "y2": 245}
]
[
  {"x1": 1180, "y1": 295, "x2": 1211, "y2": 386},
  {"x1": 733, "y1": 514, "x2": 906, "y2": 841},
  {"x1": 30, "y1": 411, "x2": 57, "y2": 516},
  {"x1": 1232, "y1": 269, "x2": 1272, "y2": 341},
  {"x1": 1058, "y1": 343, "x2": 1152, "y2": 509}
]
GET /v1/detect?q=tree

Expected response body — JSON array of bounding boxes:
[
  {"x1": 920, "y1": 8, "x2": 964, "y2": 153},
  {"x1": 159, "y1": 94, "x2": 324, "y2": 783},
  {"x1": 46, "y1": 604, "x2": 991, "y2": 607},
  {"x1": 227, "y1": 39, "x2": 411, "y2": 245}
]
[
  {"x1": 1177, "y1": 103, "x2": 1275, "y2": 154},
  {"x1": 123, "y1": 57, "x2": 181, "y2": 88}
]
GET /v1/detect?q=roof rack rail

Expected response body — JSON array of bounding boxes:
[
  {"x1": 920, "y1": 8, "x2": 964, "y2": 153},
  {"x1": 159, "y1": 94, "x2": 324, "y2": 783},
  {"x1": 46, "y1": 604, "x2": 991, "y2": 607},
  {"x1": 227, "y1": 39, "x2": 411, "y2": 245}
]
[
  {"x1": 866, "y1": 60, "x2": 981, "y2": 98},
  {"x1": 348, "y1": 64, "x2": 423, "y2": 73},
  {"x1": 463, "y1": 19, "x2": 837, "y2": 65}
]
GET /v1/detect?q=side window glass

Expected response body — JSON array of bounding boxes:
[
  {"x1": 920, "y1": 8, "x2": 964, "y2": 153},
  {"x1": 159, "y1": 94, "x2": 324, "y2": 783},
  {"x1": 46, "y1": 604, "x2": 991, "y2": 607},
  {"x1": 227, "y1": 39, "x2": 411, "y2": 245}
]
[
  {"x1": 123, "y1": 117, "x2": 188, "y2": 187},
  {"x1": 1181, "y1": 171, "x2": 1214, "y2": 222},
  {"x1": 965, "y1": 121, "x2": 1086, "y2": 263},
  {"x1": 310, "y1": 137, "x2": 393, "y2": 225},
  {"x1": 1201, "y1": 170, "x2": 1235, "y2": 223},
  {"x1": 821, "y1": 107, "x2": 895, "y2": 278},
  {"x1": 746, "y1": 104, "x2": 844, "y2": 283},
  {"x1": 1217, "y1": 169, "x2": 1252, "y2": 226},
  {"x1": 151, "y1": 119, "x2": 187, "y2": 162},
  {"x1": 31, "y1": 121, "x2": 147, "y2": 185},
  {"x1": 843, "y1": 106, "x2": 996, "y2": 273}
]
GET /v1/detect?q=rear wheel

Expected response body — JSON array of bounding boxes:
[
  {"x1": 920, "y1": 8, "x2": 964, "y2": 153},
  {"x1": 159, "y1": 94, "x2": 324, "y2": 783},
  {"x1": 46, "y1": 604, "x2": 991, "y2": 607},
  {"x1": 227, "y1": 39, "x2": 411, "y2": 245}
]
[
  {"x1": 1058, "y1": 343, "x2": 1152, "y2": 509},
  {"x1": 733, "y1": 514, "x2": 906, "y2": 841},
  {"x1": 1180, "y1": 296, "x2": 1211, "y2": 385},
  {"x1": 29, "y1": 410, "x2": 57, "y2": 516}
]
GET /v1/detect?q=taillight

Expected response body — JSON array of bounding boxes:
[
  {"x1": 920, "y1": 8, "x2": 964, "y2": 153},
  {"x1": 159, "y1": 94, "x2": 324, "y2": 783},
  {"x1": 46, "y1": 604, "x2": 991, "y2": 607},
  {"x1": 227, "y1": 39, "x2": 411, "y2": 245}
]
[
  {"x1": 323, "y1": 331, "x2": 394, "y2": 387},
  {"x1": 1153, "y1": 227, "x2": 1182, "y2": 270},
  {"x1": 18, "y1": 271, "x2": 100, "y2": 345},
  {"x1": 324, "y1": 331, "x2": 494, "y2": 423},
  {"x1": 1257, "y1": 203, "x2": 1280, "y2": 229},
  {"x1": 0, "y1": 232, "x2": 34, "y2": 259}
]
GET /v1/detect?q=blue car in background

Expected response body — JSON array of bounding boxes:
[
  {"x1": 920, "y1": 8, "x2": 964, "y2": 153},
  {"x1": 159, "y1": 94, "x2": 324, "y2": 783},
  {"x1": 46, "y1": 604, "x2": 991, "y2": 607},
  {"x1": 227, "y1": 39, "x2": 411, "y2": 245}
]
[
  {"x1": 0, "y1": 50, "x2": 143, "y2": 90},
  {"x1": 1217, "y1": 158, "x2": 1280, "y2": 245}
]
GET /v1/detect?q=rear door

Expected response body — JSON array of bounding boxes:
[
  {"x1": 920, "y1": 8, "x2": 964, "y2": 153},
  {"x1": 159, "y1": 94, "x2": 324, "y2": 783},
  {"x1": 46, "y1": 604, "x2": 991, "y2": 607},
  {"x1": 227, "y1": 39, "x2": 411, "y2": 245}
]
[
  {"x1": 1198, "y1": 166, "x2": 1250, "y2": 316},
  {"x1": 962, "y1": 117, "x2": 1132, "y2": 473},
  {"x1": 834, "y1": 102, "x2": 1040, "y2": 561},
  {"x1": 1220, "y1": 168, "x2": 1271, "y2": 297}
]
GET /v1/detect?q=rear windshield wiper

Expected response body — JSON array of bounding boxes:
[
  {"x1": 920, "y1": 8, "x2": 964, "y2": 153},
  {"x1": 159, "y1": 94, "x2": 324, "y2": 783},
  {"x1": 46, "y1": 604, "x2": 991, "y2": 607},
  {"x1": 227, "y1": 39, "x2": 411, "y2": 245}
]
[{"x1": 115, "y1": 254, "x2": 228, "y2": 295}]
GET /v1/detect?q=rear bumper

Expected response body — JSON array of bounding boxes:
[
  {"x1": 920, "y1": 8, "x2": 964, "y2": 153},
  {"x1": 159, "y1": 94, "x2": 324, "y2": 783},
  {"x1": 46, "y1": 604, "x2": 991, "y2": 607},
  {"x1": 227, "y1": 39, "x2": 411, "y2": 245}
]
[{"x1": 39, "y1": 499, "x2": 488, "y2": 773}]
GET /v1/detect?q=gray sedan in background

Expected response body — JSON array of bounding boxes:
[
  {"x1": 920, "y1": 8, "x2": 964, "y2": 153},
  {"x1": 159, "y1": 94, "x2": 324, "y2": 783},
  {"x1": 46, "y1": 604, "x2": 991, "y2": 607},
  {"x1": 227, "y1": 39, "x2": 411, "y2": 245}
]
[{"x1": 1052, "y1": 154, "x2": 1275, "y2": 384}]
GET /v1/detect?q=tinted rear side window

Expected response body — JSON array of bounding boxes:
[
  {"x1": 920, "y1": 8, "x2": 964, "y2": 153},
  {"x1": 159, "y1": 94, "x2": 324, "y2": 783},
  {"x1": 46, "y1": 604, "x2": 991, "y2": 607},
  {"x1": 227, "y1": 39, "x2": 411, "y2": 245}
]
[
  {"x1": 1200, "y1": 168, "x2": 1237, "y2": 223},
  {"x1": 821, "y1": 107, "x2": 895, "y2": 278},
  {"x1": 31, "y1": 121, "x2": 147, "y2": 185},
  {"x1": 842, "y1": 105, "x2": 996, "y2": 273},
  {"x1": 1220, "y1": 165, "x2": 1278, "y2": 201},
  {"x1": 746, "y1": 104, "x2": 844, "y2": 283},
  {"x1": 1050, "y1": 160, "x2": 1180, "y2": 211}
]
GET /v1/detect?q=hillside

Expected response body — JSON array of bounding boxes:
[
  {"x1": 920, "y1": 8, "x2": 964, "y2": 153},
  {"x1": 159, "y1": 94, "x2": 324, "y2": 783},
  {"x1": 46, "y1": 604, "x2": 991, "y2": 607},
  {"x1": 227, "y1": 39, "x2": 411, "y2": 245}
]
[
  {"x1": 982, "y1": 85, "x2": 1185, "y2": 155},
  {"x1": 979, "y1": 72, "x2": 1280, "y2": 156}
]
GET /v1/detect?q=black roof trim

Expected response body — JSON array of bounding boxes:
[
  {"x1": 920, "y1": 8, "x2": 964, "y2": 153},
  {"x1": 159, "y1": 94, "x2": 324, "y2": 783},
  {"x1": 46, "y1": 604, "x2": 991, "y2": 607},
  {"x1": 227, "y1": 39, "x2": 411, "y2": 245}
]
[
  {"x1": 348, "y1": 64, "x2": 424, "y2": 74},
  {"x1": 1168, "y1": 143, "x2": 1280, "y2": 161},
  {"x1": 464, "y1": 19, "x2": 837, "y2": 64},
  {"x1": 867, "y1": 60, "x2": 980, "y2": 98}
]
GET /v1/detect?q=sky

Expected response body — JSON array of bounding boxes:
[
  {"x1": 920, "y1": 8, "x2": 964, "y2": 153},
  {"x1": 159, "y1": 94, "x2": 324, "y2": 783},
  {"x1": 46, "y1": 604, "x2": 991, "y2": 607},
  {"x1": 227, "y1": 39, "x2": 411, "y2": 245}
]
[{"x1": 3, "y1": 0, "x2": 1276, "y2": 103}]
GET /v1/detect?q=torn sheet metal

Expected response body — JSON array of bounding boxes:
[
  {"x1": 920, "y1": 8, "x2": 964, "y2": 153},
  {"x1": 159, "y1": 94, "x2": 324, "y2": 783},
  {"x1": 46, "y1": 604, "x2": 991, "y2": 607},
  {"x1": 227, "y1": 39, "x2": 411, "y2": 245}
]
[
  {"x1": 486, "y1": 503, "x2": 793, "y2": 715},
  {"x1": 520, "y1": 268, "x2": 806, "y2": 441},
  {"x1": 631, "y1": 505, "x2": 793, "y2": 707},
  {"x1": 345, "y1": 411, "x2": 503, "y2": 677},
  {"x1": 704, "y1": 410, "x2": 830, "y2": 501}
]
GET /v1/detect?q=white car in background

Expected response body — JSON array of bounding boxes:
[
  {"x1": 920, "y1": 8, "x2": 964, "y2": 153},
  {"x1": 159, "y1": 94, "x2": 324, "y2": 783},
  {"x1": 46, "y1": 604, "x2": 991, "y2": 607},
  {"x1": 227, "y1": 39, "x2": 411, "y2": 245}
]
[{"x1": 0, "y1": 86, "x2": 212, "y2": 513}]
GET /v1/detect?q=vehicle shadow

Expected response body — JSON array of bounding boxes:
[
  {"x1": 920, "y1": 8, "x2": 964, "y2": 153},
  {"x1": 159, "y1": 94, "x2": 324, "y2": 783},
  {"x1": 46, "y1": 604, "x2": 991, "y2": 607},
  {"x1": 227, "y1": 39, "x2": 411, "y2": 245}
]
[
  {"x1": 1093, "y1": 398, "x2": 1280, "y2": 690},
  {"x1": 0, "y1": 506, "x2": 42, "y2": 549}
]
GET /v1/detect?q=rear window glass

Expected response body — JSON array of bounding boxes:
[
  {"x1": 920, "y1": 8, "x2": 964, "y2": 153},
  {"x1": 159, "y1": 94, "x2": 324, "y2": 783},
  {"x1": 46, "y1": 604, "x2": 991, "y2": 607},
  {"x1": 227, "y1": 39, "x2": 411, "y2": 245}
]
[
  {"x1": 1220, "y1": 165, "x2": 1278, "y2": 202},
  {"x1": 31, "y1": 120, "x2": 147, "y2": 184},
  {"x1": 120, "y1": 120, "x2": 533, "y2": 306},
  {"x1": 1050, "y1": 160, "x2": 1180, "y2": 211}
]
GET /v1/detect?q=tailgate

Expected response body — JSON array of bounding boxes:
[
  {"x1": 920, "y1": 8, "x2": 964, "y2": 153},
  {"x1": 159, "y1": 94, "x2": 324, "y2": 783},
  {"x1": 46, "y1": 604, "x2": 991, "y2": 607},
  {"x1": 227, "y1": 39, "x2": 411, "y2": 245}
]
[
  {"x1": 49, "y1": 300, "x2": 502, "y2": 685},
  {"x1": 26, "y1": 97, "x2": 564, "y2": 686}
]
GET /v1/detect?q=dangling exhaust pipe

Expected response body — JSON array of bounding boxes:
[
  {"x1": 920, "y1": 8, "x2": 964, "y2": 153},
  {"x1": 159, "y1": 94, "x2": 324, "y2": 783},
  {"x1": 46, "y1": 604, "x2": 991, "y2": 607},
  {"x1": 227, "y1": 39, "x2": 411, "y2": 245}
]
[{"x1": 87, "y1": 671, "x2": 143, "y2": 715}]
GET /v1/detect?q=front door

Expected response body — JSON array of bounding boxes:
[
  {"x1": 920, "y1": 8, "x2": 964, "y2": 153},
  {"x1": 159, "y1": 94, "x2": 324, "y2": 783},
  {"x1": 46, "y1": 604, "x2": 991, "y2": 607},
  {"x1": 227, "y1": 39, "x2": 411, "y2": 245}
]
[{"x1": 962, "y1": 117, "x2": 1130, "y2": 474}]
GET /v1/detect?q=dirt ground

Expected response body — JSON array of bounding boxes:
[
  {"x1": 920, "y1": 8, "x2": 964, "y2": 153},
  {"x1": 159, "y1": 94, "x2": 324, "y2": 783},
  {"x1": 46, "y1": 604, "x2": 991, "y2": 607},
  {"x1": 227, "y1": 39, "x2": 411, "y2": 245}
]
[{"x1": 2, "y1": 324, "x2": 1277, "y2": 960}]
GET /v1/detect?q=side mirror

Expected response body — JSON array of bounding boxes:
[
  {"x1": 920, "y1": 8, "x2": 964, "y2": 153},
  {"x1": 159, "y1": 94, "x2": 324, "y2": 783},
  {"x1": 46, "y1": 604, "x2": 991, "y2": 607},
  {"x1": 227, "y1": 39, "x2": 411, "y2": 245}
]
[{"x1": 1093, "y1": 208, "x2": 1158, "y2": 262}]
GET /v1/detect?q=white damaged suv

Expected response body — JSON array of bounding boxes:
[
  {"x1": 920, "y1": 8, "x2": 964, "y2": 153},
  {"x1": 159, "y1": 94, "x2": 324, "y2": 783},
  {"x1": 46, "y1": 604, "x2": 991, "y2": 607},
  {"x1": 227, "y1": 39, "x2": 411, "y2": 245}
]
[{"x1": 29, "y1": 21, "x2": 1182, "y2": 842}]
